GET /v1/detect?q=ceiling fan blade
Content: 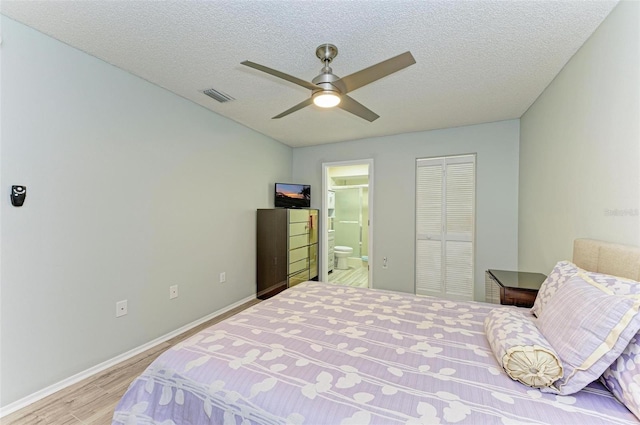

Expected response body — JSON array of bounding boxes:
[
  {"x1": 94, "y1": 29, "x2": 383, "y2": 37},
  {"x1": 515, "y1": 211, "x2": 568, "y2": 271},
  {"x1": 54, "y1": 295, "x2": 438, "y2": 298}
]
[
  {"x1": 241, "y1": 60, "x2": 318, "y2": 91},
  {"x1": 338, "y1": 95, "x2": 380, "y2": 122},
  {"x1": 336, "y1": 51, "x2": 416, "y2": 94},
  {"x1": 273, "y1": 98, "x2": 314, "y2": 119}
]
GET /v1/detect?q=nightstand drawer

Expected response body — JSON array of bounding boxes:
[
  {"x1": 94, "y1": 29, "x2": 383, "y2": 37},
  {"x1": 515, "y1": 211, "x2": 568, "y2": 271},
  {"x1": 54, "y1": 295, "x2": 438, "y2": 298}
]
[
  {"x1": 501, "y1": 287, "x2": 538, "y2": 308},
  {"x1": 486, "y1": 269, "x2": 546, "y2": 308}
]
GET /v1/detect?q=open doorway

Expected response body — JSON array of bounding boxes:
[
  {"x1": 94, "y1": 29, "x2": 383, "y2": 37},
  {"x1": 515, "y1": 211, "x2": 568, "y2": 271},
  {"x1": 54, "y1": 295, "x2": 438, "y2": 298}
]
[{"x1": 321, "y1": 160, "x2": 373, "y2": 288}]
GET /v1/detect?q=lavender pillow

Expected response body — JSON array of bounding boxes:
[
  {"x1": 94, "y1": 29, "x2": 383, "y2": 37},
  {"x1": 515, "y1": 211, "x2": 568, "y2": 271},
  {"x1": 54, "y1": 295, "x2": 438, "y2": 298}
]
[
  {"x1": 530, "y1": 261, "x2": 579, "y2": 317},
  {"x1": 602, "y1": 335, "x2": 640, "y2": 419},
  {"x1": 485, "y1": 308, "x2": 563, "y2": 388},
  {"x1": 584, "y1": 271, "x2": 640, "y2": 296},
  {"x1": 582, "y1": 271, "x2": 640, "y2": 420},
  {"x1": 536, "y1": 273, "x2": 640, "y2": 395}
]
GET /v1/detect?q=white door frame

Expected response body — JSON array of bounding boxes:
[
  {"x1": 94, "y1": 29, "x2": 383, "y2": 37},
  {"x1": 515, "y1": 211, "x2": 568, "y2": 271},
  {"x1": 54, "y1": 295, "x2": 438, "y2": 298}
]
[{"x1": 321, "y1": 159, "x2": 374, "y2": 287}]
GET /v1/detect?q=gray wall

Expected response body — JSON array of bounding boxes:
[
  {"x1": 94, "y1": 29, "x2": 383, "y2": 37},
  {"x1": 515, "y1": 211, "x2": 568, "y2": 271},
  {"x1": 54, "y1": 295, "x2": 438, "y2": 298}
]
[
  {"x1": 519, "y1": 1, "x2": 640, "y2": 273},
  {"x1": 292, "y1": 120, "x2": 520, "y2": 300},
  {"x1": 0, "y1": 17, "x2": 292, "y2": 407}
]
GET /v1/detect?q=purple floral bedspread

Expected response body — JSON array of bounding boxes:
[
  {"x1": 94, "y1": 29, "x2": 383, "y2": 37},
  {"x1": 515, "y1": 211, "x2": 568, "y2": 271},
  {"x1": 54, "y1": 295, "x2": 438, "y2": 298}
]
[{"x1": 113, "y1": 282, "x2": 638, "y2": 424}]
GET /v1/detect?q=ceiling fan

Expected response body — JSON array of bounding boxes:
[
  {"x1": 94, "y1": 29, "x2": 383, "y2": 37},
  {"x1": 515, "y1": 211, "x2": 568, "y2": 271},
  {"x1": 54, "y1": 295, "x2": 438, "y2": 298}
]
[{"x1": 241, "y1": 44, "x2": 416, "y2": 122}]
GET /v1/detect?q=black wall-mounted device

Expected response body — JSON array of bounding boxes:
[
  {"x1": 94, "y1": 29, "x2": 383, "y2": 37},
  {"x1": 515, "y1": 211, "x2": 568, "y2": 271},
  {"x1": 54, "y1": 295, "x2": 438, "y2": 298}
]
[{"x1": 11, "y1": 185, "x2": 26, "y2": 207}]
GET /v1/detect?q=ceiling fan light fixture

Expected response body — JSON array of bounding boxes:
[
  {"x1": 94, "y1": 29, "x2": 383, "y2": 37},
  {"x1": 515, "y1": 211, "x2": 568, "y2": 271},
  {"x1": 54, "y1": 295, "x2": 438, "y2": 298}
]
[
  {"x1": 242, "y1": 45, "x2": 415, "y2": 121},
  {"x1": 313, "y1": 91, "x2": 341, "y2": 108}
]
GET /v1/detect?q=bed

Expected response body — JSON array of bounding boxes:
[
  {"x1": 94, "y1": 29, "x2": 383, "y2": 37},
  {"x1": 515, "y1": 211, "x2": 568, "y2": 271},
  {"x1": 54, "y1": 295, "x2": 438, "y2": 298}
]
[{"x1": 112, "y1": 239, "x2": 640, "y2": 424}]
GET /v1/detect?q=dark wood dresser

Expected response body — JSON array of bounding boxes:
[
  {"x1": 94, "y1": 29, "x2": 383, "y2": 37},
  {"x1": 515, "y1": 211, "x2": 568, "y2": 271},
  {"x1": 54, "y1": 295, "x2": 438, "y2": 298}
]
[{"x1": 256, "y1": 208, "x2": 319, "y2": 299}]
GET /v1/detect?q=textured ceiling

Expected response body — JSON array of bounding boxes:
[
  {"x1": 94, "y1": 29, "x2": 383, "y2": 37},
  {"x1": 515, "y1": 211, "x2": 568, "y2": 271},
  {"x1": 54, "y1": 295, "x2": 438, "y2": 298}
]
[{"x1": 1, "y1": 1, "x2": 617, "y2": 147}]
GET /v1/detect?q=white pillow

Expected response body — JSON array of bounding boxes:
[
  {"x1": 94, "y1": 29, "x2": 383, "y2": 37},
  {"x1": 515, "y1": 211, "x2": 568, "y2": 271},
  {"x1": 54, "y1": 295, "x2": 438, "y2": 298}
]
[{"x1": 485, "y1": 307, "x2": 563, "y2": 388}]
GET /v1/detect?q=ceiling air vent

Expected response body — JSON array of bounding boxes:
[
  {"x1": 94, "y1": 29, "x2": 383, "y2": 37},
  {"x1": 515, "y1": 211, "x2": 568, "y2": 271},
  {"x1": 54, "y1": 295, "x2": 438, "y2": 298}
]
[{"x1": 202, "y1": 88, "x2": 235, "y2": 103}]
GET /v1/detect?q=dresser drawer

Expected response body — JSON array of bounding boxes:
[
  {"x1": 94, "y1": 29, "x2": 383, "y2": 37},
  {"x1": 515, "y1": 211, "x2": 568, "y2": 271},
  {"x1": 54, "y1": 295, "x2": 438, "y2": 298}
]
[
  {"x1": 289, "y1": 209, "x2": 309, "y2": 223},
  {"x1": 309, "y1": 244, "x2": 318, "y2": 279},
  {"x1": 289, "y1": 246, "x2": 308, "y2": 264},
  {"x1": 289, "y1": 221, "x2": 309, "y2": 236},
  {"x1": 288, "y1": 269, "x2": 309, "y2": 287},
  {"x1": 289, "y1": 234, "x2": 308, "y2": 250},
  {"x1": 289, "y1": 257, "x2": 308, "y2": 274}
]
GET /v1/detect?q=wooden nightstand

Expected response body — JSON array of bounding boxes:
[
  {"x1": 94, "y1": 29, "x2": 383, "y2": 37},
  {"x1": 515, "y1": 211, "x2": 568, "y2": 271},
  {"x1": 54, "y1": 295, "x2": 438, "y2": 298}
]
[{"x1": 485, "y1": 269, "x2": 546, "y2": 308}]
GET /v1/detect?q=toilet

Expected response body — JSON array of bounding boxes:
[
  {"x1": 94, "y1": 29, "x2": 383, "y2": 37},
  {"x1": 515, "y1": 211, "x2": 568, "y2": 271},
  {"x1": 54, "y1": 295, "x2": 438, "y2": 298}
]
[{"x1": 334, "y1": 246, "x2": 353, "y2": 270}]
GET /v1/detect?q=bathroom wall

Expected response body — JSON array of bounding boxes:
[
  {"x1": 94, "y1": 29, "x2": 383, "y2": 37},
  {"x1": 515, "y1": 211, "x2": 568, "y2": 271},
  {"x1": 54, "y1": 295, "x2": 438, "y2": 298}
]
[
  {"x1": 328, "y1": 165, "x2": 370, "y2": 264},
  {"x1": 334, "y1": 188, "x2": 363, "y2": 257}
]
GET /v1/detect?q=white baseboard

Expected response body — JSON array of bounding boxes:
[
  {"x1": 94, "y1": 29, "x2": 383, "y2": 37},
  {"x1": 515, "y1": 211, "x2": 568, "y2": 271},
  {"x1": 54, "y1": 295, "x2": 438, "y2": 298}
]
[{"x1": 0, "y1": 294, "x2": 256, "y2": 417}]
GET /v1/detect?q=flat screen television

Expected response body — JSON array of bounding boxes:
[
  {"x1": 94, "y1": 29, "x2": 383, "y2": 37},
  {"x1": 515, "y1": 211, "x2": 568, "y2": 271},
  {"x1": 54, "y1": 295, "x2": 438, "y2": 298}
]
[{"x1": 274, "y1": 183, "x2": 310, "y2": 209}]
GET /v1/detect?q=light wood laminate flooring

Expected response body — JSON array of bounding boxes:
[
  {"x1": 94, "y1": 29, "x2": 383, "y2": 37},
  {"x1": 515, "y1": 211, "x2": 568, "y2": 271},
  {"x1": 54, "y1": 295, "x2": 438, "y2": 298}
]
[
  {"x1": 2, "y1": 299, "x2": 261, "y2": 425},
  {"x1": 328, "y1": 264, "x2": 369, "y2": 288}
]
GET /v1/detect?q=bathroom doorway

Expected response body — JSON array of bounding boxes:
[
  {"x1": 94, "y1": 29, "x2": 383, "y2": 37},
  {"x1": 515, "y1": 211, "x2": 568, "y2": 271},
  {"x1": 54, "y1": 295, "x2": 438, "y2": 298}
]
[{"x1": 321, "y1": 160, "x2": 373, "y2": 288}]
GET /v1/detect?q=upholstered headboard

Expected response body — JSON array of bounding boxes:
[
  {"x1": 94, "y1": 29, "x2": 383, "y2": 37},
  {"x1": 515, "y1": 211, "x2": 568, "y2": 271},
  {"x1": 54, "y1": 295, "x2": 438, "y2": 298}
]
[{"x1": 573, "y1": 238, "x2": 640, "y2": 281}]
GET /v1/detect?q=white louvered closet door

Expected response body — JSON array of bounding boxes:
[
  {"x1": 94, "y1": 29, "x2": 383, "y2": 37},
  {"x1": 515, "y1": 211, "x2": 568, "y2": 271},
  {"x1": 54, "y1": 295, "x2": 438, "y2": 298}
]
[{"x1": 416, "y1": 155, "x2": 475, "y2": 300}]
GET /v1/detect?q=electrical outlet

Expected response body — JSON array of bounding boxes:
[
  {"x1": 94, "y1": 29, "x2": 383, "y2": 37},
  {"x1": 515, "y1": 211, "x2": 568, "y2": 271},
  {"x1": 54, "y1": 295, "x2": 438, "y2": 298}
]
[
  {"x1": 219, "y1": 272, "x2": 226, "y2": 283},
  {"x1": 116, "y1": 300, "x2": 128, "y2": 317},
  {"x1": 170, "y1": 285, "x2": 178, "y2": 299}
]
